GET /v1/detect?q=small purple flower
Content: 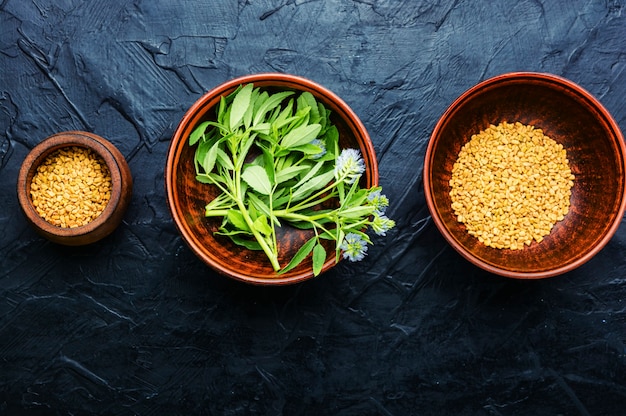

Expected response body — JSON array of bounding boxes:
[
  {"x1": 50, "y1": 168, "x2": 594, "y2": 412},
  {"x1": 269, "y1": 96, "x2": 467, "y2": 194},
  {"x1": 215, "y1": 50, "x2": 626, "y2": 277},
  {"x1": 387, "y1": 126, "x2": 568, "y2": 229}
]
[{"x1": 340, "y1": 232, "x2": 368, "y2": 262}]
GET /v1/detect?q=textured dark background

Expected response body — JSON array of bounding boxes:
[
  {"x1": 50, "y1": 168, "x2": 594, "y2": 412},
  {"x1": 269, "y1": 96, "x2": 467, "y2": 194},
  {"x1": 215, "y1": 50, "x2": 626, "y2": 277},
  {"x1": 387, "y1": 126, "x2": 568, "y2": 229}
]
[{"x1": 2, "y1": 1, "x2": 626, "y2": 415}]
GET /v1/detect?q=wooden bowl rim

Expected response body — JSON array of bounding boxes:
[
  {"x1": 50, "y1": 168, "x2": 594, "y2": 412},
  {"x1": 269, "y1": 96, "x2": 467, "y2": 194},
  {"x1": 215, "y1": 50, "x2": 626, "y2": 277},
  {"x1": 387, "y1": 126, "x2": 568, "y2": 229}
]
[
  {"x1": 424, "y1": 71, "x2": 626, "y2": 279},
  {"x1": 165, "y1": 73, "x2": 378, "y2": 285},
  {"x1": 17, "y1": 131, "x2": 129, "y2": 240}
]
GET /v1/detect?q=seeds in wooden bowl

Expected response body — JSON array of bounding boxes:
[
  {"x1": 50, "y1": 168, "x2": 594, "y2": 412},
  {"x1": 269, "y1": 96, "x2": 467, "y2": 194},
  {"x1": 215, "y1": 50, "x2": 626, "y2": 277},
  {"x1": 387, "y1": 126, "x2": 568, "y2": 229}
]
[
  {"x1": 449, "y1": 121, "x2": 575, "y2": 250},
  {"x1": 30, "y1": 146, "x2": 112, "y2": 228}
]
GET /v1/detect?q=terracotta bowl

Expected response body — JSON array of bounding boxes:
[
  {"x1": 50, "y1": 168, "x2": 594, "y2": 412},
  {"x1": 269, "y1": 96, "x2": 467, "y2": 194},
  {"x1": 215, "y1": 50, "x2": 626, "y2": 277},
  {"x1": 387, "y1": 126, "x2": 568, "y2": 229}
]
[
  {"x1": 17, "y1": 131, "x2": 133, "y2": 246},
  {"x1": 424, "y1": 72, "x2": 626, "y2": 279},
  {"x1": 165, "y1": 73, "x2": 378, "y2": 285}
]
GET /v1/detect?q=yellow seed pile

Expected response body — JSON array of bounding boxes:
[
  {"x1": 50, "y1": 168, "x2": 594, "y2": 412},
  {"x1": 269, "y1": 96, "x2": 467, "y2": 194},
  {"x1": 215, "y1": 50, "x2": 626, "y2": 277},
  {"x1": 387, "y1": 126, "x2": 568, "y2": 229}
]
[
  {"x1": 30, "y1": 146, "x2": 112, "y2": 228},
  {"x1": 449, "y1": 121, "x2": 574, "y2": 250}
]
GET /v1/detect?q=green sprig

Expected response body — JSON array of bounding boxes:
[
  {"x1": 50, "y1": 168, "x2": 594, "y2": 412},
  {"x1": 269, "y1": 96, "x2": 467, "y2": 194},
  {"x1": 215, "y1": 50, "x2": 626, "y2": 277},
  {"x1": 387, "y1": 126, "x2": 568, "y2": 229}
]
[{"x1": 189, "y1": 83, "x2": 395, "y2": 276}]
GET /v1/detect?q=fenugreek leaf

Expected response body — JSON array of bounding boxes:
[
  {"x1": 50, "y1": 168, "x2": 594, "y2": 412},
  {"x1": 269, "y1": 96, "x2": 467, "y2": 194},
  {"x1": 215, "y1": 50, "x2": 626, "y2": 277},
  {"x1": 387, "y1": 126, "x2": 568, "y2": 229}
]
[
  {"x1": 291, "y1": 169, "x2": 334, "y2": 201},
  {"x1": 229, "y1": 84, "x2": 253, "y2": 131},
  {"x1": 194, "y1": 139, "x2": 212, "y2": 173},
  {"x1": 251, "y1": 122, "x2": 271, "y2": 135},
  {"x1": 280, "y1": 123, "x2": 321, "y2": 149},
  {"x1": 297, "y1": 92, "x2": 320, "y2": 124},
  {"x1": 275, "y1": 165, "x2": 310, "y2": 184},
  {"x1": 339, "y1": 205, "x2": 375, "y2": 220},
  {"x1": 253, "y1": 91, "x2": 294, "y2": 126},
  {"x1": 317, "y1": 103, "x2": 328, "y2": 131},
  {"x1": 227, "y1": 234, "x2": 262, "y2": 251},
  {"x1": 292, "y1": 160, "x2": 324, "y2": 189},
  {"x1": 201, "y1": 140, "x2": 220, "y2": 174},
  {"x1": 248, "y1": 192, "x2": 272, "y2": 220},
  {"x1": 216, "y1": 148, "x2": 234, "y2": 171},
  {"x1": 195, "y1": 173, "x2": 226, "y2": 185},
  {"x1": 292, "y1": 143, "x2": 324, "y2": 155},
  {"x1": 253, "y1": 215, "x2": 273, "y2": 237},
  {"x1": 278, "y1": 237, "x2": 316, "y2": 275},
  {"x1": 242, "y1": 165, "x2": 272, "y2": 196},
  {"x1": 243, "y1": 87, "x2": 260, "y2": 129},
  {"x1": 227, "y1": 209, "x2": 249, "y2": 232},
  {"x1": 312, "y1": 242, "x2": 326, "y2": 276},
  {"x1": 272, "y1": 99, "x2": 295, "y2": 131},
  {"x1": 217, "y1": 95, "x2": 228, "y2": 126},
  {"x1": 189, "y1": 121, "x2": 211, "y2": 146}
]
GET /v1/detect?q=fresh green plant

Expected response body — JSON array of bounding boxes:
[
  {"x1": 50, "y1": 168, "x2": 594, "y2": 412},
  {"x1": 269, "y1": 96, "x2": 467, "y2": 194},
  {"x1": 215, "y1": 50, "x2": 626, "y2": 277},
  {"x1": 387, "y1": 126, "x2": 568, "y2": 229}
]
[{"x1": 189, "y1": 83, "x2": 395, "y2": 276}]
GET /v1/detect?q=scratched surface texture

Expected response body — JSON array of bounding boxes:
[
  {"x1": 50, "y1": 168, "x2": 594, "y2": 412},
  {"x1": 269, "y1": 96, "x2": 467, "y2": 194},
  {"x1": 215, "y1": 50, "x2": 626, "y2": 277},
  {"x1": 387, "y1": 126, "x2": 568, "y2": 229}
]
[{"x1": 1, "y1": 0, "x2": 626, "y2": 415}]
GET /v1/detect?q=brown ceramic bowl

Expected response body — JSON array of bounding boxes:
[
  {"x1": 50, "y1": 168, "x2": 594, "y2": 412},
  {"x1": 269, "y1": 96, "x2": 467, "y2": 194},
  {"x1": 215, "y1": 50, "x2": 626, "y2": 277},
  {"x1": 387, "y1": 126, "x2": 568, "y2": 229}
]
[
  {"x1": 165, "y1": 73, "x2": 378, "y2": 285},
  {"x1": 424, "y1": 72, "x2": 626, "y2": 279},
  {"x1": 17, "y1": 131, "x2": 133, "y2": 246}
]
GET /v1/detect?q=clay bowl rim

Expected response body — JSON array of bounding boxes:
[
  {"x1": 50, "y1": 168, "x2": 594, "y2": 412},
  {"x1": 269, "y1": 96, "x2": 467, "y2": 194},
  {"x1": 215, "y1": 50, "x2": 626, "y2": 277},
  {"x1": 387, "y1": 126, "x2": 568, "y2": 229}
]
[
  {"x1": 17, "y1": 130, "x2": 128, "y2": 241},
  {"x1": 165, "y1": 73, "x2": 378, "y2": 285},
  {"x1": 424, "y1": 71, "x2": 626, "y2": 279}
]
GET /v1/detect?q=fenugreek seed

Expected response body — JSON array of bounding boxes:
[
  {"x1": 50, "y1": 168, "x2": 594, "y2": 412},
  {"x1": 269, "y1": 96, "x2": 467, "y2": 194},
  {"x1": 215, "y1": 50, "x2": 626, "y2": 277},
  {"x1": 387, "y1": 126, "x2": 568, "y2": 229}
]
[
  {"x1": 30, "y1": 146, "x2": 112, "y2": 228},
  {"x1": 449, "y1": 121, "x2": 574, "y2": 250}
]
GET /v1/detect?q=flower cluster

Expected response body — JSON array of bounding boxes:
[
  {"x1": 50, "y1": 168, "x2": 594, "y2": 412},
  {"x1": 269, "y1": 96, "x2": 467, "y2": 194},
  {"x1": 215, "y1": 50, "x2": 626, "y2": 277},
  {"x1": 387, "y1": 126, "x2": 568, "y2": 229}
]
[{"x1": 333, "y1": 148, "x2": 395, "y2": 262}]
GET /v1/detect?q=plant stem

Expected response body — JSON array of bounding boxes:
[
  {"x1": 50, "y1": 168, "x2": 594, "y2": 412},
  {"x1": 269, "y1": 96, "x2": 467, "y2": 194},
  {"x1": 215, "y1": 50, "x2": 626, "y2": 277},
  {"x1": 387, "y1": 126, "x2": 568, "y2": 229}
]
[{"x1": 234, "y1": 162, "x2": 281, "y2": 271}]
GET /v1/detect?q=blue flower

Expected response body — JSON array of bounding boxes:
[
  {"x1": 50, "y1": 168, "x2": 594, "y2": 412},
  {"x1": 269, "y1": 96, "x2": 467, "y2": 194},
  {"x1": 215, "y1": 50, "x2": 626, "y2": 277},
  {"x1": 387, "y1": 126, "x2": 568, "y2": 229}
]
[
  {"x1": 309, "y1": 139, "x2": 326, "y2": 159},
  {"x1": 334, "y1": 148, "x2": 365, "y2": 184},
  {"x1": 371, "y1": 214, "x2": 395, "y2": 236},
  {"x1": 367, "y1": 189, "x2": 390, "y2": 215},
  {"x1": 340, "y1": 232, "x2": 368, "y2": 262}
]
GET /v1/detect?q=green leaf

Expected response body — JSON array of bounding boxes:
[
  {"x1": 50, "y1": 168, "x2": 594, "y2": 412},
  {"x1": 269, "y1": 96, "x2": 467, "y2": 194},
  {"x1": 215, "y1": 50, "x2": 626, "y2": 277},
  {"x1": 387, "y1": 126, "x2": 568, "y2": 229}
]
[
  {"x1": 275, "y1": 165, "x2": 310, "y2": 184},
  {"x1": 251, "y1": 122, "x2": 271, "y2": 135},
  {"x1": 312, "y1": 242, "x2": 326, "y2": 276},
  {"x1": 278, "y1": 237, "x2": 316, "y2": 275},
  {"x1": 194, "y1": 139, "x2": 212, "y2": 173},
  {"x1": 227, "y1": 234, "x2": 262, "y2": 250},
  {"x1": 339, "y1": 205, "x2": 375, "y2": 220},
  {"x1": 317, "y1": 102, "x2": 328, "y2": 131},
  {"x1": 248, "y1": 193, "x2": 271, "y2": 219},
  {"x1": 195, "y1": 174, "x2": 225, "y2": 185},
  {"x1": 292, "y1": 143, "x2": 324, "y2": 155},
  {"x1": 280, "y1": 123, "x2": 322, "y2": 148},
  {"x1": 227, "y1": 209, "x2": 250, "y2": 232},
  {"x1": 216, "y1": 148, "x2": 234, "y2": 171},
  {"x1": 201, "y1": 140, "x2": 220, "y2": 174},
  {"x1": 253, "y1": 91, "x2": 294, "y2": 126},
  {"x1": 242, "y1": 165, "x2": 272, "y2": 195},
  {"x1": 229, "y1": 84, "x2": 253, "y2": 131},
  {"x1": 272, "y1": 99, "x2": 295, "y2": 130},
  {"x1": 189, "y1": 121, "x2": 210, "y2": 146},
  {"x1": 253, "y1": 215, "x2": 273, "y2": 237},
  {"x1": 260, "y1": 145, "x2": 275, "y2": 185},
  {"x1": 297, "y1": 92, "x2": 320, "y2": 124},
  {"x1": 217, "y1": 96, "x2": 228, "y2": 126},
  {"x1": 291, "y1": 169, "x2": 335, "y2": 201},
  {"x1": 293, "y1": 160, "x2": 324, "y2": 188}
]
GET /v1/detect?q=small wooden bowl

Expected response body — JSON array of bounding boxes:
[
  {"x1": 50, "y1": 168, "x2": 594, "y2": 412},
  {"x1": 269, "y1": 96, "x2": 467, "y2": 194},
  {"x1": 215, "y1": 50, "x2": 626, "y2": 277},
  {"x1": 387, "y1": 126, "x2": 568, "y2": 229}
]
[
  {"x1": 165, "y1": 73, "x2": 378, "y2": 285},
  {"x1": 17, "y1": 131, "x2": 133, "y2": 246},
  {"x1": 424, "y1": 72, "x2": 626, "y2": 278}
]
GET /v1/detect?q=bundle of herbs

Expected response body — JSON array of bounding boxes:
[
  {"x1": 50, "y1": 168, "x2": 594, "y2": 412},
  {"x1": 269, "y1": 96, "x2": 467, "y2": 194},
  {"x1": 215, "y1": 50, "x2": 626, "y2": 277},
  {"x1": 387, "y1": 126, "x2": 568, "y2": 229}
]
[{"x1": 189, "y1": 83, "x2": 394, "y2": 276}]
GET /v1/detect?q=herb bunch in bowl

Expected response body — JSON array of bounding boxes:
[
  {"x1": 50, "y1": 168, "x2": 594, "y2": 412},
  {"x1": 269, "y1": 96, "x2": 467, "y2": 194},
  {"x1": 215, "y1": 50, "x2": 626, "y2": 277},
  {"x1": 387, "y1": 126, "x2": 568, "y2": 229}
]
[{"x1": 189, "y1": 83, "x2": 394, "y2": 276}]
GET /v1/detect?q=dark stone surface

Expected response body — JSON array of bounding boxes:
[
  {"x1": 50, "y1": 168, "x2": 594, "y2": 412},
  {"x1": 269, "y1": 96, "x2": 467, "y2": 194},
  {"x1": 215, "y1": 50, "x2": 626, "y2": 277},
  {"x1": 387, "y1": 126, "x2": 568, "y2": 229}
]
[{"x1": 1, "y1": 1, "x2": 625, "y2": 415}]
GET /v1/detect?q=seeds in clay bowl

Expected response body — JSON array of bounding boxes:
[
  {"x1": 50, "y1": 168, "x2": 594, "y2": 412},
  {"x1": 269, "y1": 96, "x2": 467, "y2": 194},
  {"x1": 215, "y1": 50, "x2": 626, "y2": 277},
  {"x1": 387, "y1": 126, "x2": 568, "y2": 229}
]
[
  {"x1": 449, "y1": 121, "x2": 575, "y2": 250},
  {"x1": 424, "y1": 72, "x2": 626, "y2": 279},
  {"x1": 30, "y1": 146, "x2": 113, "y2": 228},
  {"x1": 17, "y1": 131, "x2": 133, "y2": 246}
]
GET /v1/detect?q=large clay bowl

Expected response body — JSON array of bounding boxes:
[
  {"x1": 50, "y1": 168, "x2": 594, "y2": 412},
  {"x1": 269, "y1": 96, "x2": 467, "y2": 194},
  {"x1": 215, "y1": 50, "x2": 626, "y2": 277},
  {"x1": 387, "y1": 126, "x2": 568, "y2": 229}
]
[
  {"x1": 424, "y1": 72, "x2": 626, "y2": 278},
  {"x1": 165, "y1": 73, "x2": 378, "y2": 285}
]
